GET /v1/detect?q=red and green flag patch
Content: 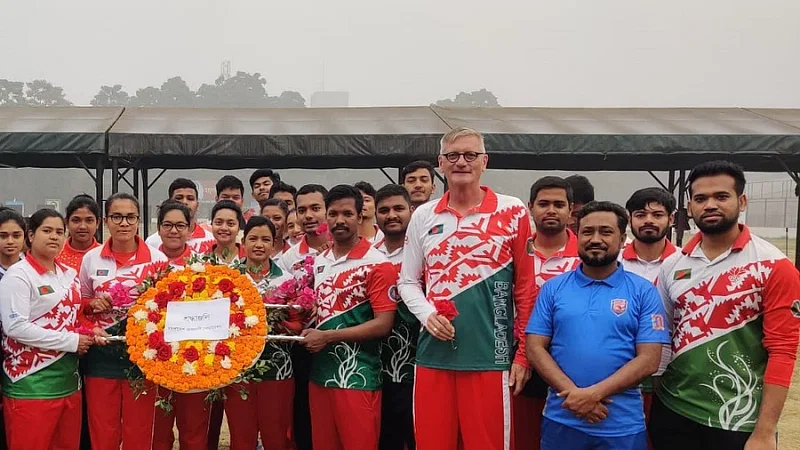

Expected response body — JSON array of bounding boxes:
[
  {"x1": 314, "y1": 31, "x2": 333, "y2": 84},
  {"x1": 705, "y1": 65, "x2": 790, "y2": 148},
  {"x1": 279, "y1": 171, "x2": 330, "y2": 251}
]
[
  {"x1": 791, "y1": 299, "x2": 800, "y2": 319},
  {"x1": 673, "y1": 268, "x2": 692, "y2": 280},
  {"x1": 37, "y1": 285, "x2": 54, "y2": 295},
  {"x1": 428, "y1": 224, "x2": 444, "y2": 235}
]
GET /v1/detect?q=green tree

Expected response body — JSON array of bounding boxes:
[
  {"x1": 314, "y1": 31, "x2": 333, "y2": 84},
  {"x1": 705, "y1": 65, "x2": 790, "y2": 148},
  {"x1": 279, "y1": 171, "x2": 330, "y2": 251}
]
[
  {"x1": 159, "y1": 76, "x2": 195, "y2": 107},
  {"x1": 435, "y1": 88, "x2": 500, "y2": 107},
  {"x1": 90, "y1": 84, "x2": 130, "y2": 106},
  {"x1": 271, "y1": 91, "x2": 306, "y2": 108},
  {"x1": 0, "y1": 79, "x2": 28, "y2": 106},
  {"x1": 129, "y1": 86, "x2": 162, "y2": 107},
  {"x1": 197, "y1": 71, "x2": 271, "y2": 107},
  {"x1": 24, "y1": 79, "x2": 72, "y2": 106}
]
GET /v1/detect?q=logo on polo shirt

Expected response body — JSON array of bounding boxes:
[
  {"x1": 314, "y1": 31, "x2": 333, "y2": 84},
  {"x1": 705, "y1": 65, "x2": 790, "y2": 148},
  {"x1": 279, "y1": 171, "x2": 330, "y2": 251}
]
[
  {"x1": 37, "y1": 285, "x2": 54, "y2": 295},
  {"x1": 316, "y1": 265, "x2": 325, "y2": 274},
  {"x1": 526, "y1": 237, "x2": 535, "y2": 256},
  {"x1": 791, "y1": 299, "x2": 800, "y2": 319},
  {"x1": 673, "y1": 268, "x2": 692, "y2": 280},
  {"x1": 428, "y1": 224, "x2": 444, "y2": 235},
  {"x1": 611, "y1": 299, "x2": 628, "y2": 316},
  {"x1": 388, "y1": 285, "x2": 401, "y2": 303},
  {"x1": 96, "y1": 269, "x2": 110, "y2": 277},
  {"x1": 651, "y1": 313, "x2": 666, "y2": 331}
]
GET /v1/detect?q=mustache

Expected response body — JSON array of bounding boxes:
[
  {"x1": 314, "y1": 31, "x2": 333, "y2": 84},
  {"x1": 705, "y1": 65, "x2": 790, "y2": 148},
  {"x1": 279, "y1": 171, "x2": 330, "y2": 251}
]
[{"x1": 586, "y1": 244, "x2": 607, "y2": 251}]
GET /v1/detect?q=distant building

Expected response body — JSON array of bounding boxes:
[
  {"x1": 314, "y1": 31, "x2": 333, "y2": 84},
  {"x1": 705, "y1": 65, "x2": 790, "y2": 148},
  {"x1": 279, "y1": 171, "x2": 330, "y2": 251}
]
[{"x1": 310, "y1": 91, "x2": 349, "y2": 107}]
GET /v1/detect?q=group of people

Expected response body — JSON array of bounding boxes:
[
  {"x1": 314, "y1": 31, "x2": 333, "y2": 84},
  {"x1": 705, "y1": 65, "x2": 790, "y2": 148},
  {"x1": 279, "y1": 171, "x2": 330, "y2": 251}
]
[{"x1": 0, "y1": 126, "x2": 797, "y2": 450}]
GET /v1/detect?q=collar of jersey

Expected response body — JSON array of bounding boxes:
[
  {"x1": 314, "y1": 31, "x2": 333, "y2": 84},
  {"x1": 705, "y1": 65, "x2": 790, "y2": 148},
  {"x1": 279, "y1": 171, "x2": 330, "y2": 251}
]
[
  {"x1": 532, "y1": 229, "x2": 579, "y2": 259},
  {"x1": 160, "y1": 244, "x2": 193, "y2": 264},
  {"x1": 100, "y1": 235, "x2": 152, "y2": 266},
  {"x1": 321, "y1": 237, "x2": 371, "y2": 262},
  {"x1": 374, "y1": 238, "x2": 402, "y2": 258},
  {"x1": 65, "y1": 237, "x2": 99, "y2": 255},
  {"x1": 622, "y1": 239, "x2": 678, "y2": 262},
  {"x1": 681, "y1": 224, "x2": 751, "y2": 256},
  {"x1": 25, "y1": 252, "x2": 68, "y2": 276},
  {"x1": 433, "y1": 186, "x2": 498, "y2": 216},
  {"x1": 575, "y1": 262, "x2": 625, "y2": 287}
]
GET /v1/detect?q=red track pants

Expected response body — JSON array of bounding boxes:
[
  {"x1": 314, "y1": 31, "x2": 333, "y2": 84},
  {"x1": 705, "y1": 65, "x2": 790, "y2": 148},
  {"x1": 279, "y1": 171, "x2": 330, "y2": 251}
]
[
  {"x1": 224, "y1": 379, "x2": 295, "y2": 450},
  {"x1": 414, "y1": 367, "x2": 511, "y2": 450},
  {"x1": 511, "y1": 395, "x2": 544, "y2": 450},
  {"x1": 3, "y1": 390, "x2": 82, "y2": 450},
  {"x1": 84, "y1": 376, "x2": 172, "y2": 450},
  {"x1": 309, "y1": 382, "x2": 381, "y2": 450},
  {"x1": 153, "y1": 391, "x2": 211, "y2": 450}
]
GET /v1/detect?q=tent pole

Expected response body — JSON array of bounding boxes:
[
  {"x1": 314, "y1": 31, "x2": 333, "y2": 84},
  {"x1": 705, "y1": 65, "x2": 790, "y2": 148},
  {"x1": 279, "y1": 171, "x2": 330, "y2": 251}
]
[
  {"x1": 667, "y1": 171, "x2": 676, "y2": 241},
  {"x1": 112, "y1": 159, "x2": 119, "y2": 194},
  {"x1": 378, "y1": 168, "x2": 395, "y2": 184},
  {"x1": 676, "y1": 170, "x2": 687, "y2": 246},
  {"x1": 142, "y1": 169, "x2": 149, "y2": 239},
  {"x1": 646, "y1": 171, "x2": 669, "y2": 191},
  {"x1": 397, "y1": 168, "x2": 402, "y2": 184},
  {"x1": 95, "y1": 159, "x2": 105, "y2": 242}
]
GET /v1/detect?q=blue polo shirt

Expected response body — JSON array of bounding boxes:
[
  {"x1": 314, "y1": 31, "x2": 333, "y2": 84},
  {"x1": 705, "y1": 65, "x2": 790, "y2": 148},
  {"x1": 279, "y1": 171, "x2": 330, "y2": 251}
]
[{"x1": 526, "y1": 263, "x2": 670, "y2": 437}]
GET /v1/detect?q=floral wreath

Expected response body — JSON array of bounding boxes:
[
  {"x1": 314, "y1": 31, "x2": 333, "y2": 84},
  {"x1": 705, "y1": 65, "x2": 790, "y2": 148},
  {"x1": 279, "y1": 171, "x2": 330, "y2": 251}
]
[{"x1": 126, "y1": 263, "x2": 267, "y2": 393}]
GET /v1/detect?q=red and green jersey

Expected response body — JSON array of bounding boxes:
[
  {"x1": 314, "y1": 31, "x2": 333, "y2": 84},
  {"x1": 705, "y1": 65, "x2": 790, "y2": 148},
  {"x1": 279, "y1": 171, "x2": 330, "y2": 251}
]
[
  {"x1": 0, "y1": 254, "x2": 86, "y2": 399},
  {"x1": 311, "y1": 238, "x2": 398, "y2": 391},
  {"x1": 657, "y1": 226, "x2": 800, "y2": 432},
  {"x1": 398, "y1": 186, "x2": 536, "y2": 371}
]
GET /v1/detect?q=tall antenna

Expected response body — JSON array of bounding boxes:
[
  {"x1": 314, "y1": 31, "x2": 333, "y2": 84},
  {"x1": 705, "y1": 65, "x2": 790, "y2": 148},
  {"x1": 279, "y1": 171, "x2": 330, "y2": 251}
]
[{"x1": 221, "y1": 60, "x2": 231, "y2": 80}]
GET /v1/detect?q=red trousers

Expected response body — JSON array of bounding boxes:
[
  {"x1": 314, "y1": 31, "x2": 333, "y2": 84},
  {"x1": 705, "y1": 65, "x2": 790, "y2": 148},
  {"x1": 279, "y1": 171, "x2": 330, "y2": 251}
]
[
  {"x1": 207, "y1": 400, "x2": 224, "y2": 450},
  {"x1": 512, "y1": 395, "x2": 545, "y2": 450},
  {"x1": 309, "y1": 382, "x2": 381, "y2": 450},
  {"x1": 224, "y1": 379, "x2": 295, "y2": 450},
  {"x1": 153, "y1": 391, "x2": 211, "y2": 450},
  {"x1": 4, "y1": 390, "x2": 82, "y2": 450},
  {"x1": 414, "y1": 367, "x2": 511, "y2": 450},
  {"x1": 84, "y1": 376, "x2": 172, "y2": 450}
]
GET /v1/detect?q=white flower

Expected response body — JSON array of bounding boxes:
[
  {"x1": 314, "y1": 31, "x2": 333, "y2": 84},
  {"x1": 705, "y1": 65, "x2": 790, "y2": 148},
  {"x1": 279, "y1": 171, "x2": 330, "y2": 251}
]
[
  {"x1": 220, "y1": 356, "x2": 232, "y2": 369},
  {"x1": 189, "y1": 262, "x2": 206, "y2": 273},
  {"x1": 143, "y1": 349, "x2": 157, "y2": 360},
  {"x1": 182, "y1": 361, "x2": 196, "y2": 375},
  {"x1": 244, "y1": 315, "x2": 259, "y2": 328},
  {"x1": 235, "y1": 298, "x2": 245, "y2": 308},
  {"x1": 229, "y1": 324, "x2": 241, "y2": 337},
  {"x1": 212, "y1": 290, "x2": 223, "y2": 299},
  {"x1": 207, "y1": 341, "x2": 220, "y2": 353},
  {"x1": 144, "y1": 322, "x2": 158, "y2": 335},
  {"x1": 171, "y1": 342, "x2": 180, "y2": 353},
  {"x1": 133, "y1": 310, "x2": 148, "y2": 322},
  {"x1": 145, "y1": 300, "x2": 158, "y2": 312}
]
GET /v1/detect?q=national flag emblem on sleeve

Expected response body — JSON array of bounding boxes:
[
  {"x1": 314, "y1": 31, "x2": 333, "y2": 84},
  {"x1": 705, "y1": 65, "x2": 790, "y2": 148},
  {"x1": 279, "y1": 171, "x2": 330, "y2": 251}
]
[
  {"x1": 673, "y1": 268, "x2": 692, "y2": 280},
  {"x1": 651, "y1": 313, "x2": 666, "y2": 331},
  {"x1": 96, "y1": 269, "x2": 109, "y2": 276},
  {"x1": 37, "y1": 285, "x2": 54, "y2": 295},
  {"x1": 791, "y1": 299, "x2": 800, "y2": 319},
  {"x1": 428, "y1": 224, "x2": 444, "y2": 235}
]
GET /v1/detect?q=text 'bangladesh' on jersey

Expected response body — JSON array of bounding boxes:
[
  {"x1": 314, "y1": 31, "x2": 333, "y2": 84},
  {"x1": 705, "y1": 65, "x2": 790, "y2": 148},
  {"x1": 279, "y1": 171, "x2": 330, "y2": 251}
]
[
  {"x1": 657, "y1": 225, "x2": 800, "y2": 432},
  {"x1": 398, "y1": 186, "x2": 536, "y2": 371},
  {"x1": 311, "y1": 238, "x2": 398, "y2": 391}
]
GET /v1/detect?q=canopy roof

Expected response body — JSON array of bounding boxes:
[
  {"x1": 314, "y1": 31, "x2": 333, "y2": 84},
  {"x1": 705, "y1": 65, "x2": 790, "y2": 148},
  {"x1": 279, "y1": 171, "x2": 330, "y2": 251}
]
[{"x1": 0, "y1": 107, "x2": 123, "y2": 167}]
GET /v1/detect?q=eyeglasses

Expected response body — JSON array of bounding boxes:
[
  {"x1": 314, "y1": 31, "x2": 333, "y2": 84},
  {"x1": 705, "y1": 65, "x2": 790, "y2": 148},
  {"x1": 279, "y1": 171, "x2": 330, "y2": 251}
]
[
  {"x1": 441, "y1": 151, "x2": 485, "y2": 163},
  {"x1": 159, "y1": 222, "x2": 189, "y2": 232},
  {"x1": 107, "y1": 214, "x2": 140, "y2": 225}
]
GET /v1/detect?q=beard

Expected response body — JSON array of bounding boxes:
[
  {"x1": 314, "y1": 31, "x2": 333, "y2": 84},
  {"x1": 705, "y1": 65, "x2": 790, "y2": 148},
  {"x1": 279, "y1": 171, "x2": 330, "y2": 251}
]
[
  {"x1": 535, "y1": 219, "x2": 566, "y2": 235},
  {"x1": 695, "y1": 213, "x2": 739, "y2": 235},
  {"x1": 632, "y1": 226, "x2": 668, "y2": 244},
  {"x1": 579, "y1": 248, "x2": 620, "y2": 267}
]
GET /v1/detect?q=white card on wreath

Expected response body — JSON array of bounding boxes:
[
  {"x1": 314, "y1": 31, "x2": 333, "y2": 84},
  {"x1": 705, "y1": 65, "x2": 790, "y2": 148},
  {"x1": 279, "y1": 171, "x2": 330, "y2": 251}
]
[{"x1": 164, "y1": 298, "x2": 231, "y2": 342}]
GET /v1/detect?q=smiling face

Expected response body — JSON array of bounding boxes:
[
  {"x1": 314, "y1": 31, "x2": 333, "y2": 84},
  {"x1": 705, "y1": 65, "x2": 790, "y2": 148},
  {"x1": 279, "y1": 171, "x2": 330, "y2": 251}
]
[
  {"x1": 244, "y1": 225, "x2": 274, "y2": 265},
  {"x1": 0, "y1": 221, "x2": 24, "y2": 260},
  {"x1": 296, "y1": 192, "x2": 326, "y2": 235},
  {"x1": 630, "y1": 201, "x2": 672, "y2": 244},
  {"x1": 261, "y1": 205, "x2": 287, "y2": 242},
  {"x1": 577, "y1": 211, "x2": 625, "y2": 268},
  {"x1": 286, "y1": 211, "x2": 303, "y2": 244},
  {"x1": 376, "y1": 195, "x2": 411, "y2": 238},
  {"x1": 158, "y1": 210, "x2": 190, "y2": 252},
  {"x1": 438, "y1": 135, "x2": 488, "y2": 188},
  {"x1": 688, "y1": 174, "x2": 745, "y2": 235},
  {"x1": 326, "y1": 198, "x2": 360, "y2": 244},
  {"x1": 212, "y1": 208, "x2": 240, "y2": 247},
  {"x1": 29, "y1": 217, "x2": 66, "y2": 260}
]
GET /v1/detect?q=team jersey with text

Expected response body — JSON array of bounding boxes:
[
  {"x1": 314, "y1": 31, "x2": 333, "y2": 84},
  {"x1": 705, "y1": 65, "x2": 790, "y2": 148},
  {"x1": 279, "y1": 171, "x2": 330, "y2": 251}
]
[
  {"x1": 657, "y1": 226, "x2": 800, "y2": 432},
  {"x1": 145, "y1": 224, "x2": 216, "y2": 254},
  {"x1": 311, "y1": 238, "x2": 398, "y2": 391},
  {"x1": 79, "y1": 237, "x2": 169, "y2": 379},
  {"x1": 398, "y1": 187, "x2": 536, "y2": 371},
  {"x1": 375, "y1": 239, "x2": 419, "y2": 384},
  {"x1": 56, "y1": 238, "x2": 100, "y2": 273},
  {"x1": 0, "y1": 255, "x2": 84, "y2": 399}
]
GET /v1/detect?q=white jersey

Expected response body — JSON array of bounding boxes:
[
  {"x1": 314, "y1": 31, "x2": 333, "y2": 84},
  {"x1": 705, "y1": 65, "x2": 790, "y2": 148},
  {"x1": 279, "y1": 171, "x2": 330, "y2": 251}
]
[
  {"x1": 277, "y1": 237, "x2": 325, "y2": 276},
  {"x1": 620, "y1": 240, "x2": 679, "y2": 284},
  {"x1": 145, "y1": 224, "x2": 216, "y2": 254}
]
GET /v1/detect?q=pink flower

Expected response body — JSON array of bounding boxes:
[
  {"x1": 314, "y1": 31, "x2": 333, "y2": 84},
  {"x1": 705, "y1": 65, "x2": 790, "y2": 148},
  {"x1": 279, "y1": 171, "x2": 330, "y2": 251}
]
[
  {"x1": 108, "y1": 283, "x2": 133, "y2": 308},
  {"x1": 315, "y1": 223, "x2": 329, "y2": 236},
  {"x1": 435, "y1": 300, "x2": 459, "y2": 321}
]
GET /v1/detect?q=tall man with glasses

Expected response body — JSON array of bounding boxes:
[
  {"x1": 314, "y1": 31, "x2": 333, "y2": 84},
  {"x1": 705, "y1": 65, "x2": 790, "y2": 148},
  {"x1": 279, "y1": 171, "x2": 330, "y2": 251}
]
[{"x1": 399, "y1": 127, "x2": 535, "y2": 450}]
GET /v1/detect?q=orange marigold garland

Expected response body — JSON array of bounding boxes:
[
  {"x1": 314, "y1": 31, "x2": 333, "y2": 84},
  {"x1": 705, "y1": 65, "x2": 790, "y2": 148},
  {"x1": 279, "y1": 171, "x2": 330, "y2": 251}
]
[{"x1": 126, "y1": 264, "x2": 267, "y2": 393}]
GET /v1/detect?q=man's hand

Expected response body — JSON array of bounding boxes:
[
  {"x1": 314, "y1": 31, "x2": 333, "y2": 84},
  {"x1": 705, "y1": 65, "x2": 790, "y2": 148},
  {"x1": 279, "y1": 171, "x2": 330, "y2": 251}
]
[
  {"x1": 92, "y1": 327, "x2": 110, "y2": 346},
  {"x1": 558, "y1": 387, "x2": 604, "y2": 417},
  {"x1": 744, "y1": 431, "x2": 777, "y2": 450},
  {"x1": 300, "y1": 329, "x2": 329, "y2": 353},
  {"x1": 89, "y1": 293, "x2": 112, "y2": 313},
  {"x1": 585, "y1": 402, "x2": 610, "y2": 424},
  {"x1": 508, "y1": 363, "x2": 531, "y2": 396},
  {"x1": 425, "y1": 313, "x2": 455, "y2": 341},
  {"x1": 76, "y1": 334, "x2": 94, "y2": 355}
]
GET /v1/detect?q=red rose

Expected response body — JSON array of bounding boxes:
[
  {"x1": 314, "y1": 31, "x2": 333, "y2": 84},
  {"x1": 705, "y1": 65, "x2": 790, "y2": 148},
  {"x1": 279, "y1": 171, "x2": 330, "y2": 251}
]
[
  {"x1": 155, "y1": 292, "x2": 171, "y2": 309},
  {"x1": 229, "y1": 292, "x2": 239, "y2": 303},
  {"x1": 148, "y1": 311, "x2": 162, "y2": 323},
  {"x1": 156, "y1": 344, "x2": 172, "y2": 361},
  {"x1": 217, "y1": 279, "x2": 234, "y2": 293},
  {"x1": 192, "y1": 278, "x2": 206, "y2": 292},
  {"x1": 214, "y1": 342, "x2": 231, "y2": 357},
  {"x1": 183, "y1": 347, "x2": 199, "y2": 362},
  {"x1": 168, "y1": 282, "x2": 185, "y2": 297},
  {"x1": 148, "y1": 331, "x2": 165, "y2": 349},
  {"x1": 230, "y1": 312, "x2": 246, "y2": 328},
  {"x1": 435, "y1": 300, "x2": 459, "y2": 321}
]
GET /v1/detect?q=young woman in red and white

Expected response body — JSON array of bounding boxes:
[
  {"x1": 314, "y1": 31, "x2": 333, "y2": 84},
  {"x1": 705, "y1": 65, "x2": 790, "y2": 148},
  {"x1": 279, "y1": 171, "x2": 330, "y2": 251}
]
[
  {"x1": 56, "y1": 195, "x2": 101, "y2": 273},
  {"x1": 79, "y1": 193, "x2": 170, "y2": 450},
  {"x1": 157, "y1": 200, "x2": 194, "y2": 268},
  {"x1": 0, "y1": 208, "x2": 103, "y2": 450},
  {"x1": 0, "y1": 208, "x2": 25, "y2": 282},
  {"x1": 225, "y1": 216, "x2": 294, "y2": 450},
  {"x1": 207, "y1": 200, "x2": 246, "y2": 267},
  {"x1": 260, "y1": 199, "x2": 291, "y2": 263}
]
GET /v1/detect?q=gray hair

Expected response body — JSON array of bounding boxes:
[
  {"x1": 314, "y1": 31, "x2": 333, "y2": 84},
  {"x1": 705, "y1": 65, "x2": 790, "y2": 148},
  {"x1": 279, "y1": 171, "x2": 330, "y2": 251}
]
[{"x1": 440, "y1": 127, "x2": 486, "y2": 154}]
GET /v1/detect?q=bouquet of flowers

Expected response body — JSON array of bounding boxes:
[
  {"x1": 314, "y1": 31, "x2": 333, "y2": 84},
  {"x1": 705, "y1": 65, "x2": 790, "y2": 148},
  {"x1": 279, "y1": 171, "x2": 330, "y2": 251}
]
[{"x1": 263, "y1": 255, "x2": 316, "y2": 335}]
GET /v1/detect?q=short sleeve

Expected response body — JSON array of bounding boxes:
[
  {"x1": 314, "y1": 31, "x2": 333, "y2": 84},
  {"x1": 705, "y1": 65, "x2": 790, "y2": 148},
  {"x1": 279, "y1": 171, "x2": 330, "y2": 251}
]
[
  {"x1": 525, "y1": 281, "x2": 555, "y2": 337},
  {"x1": 366, "y1": 261, "x2": 399, "y2": 314},
  {"x1": 636, "y1": 282, "x2": 671, "y2": 344}
]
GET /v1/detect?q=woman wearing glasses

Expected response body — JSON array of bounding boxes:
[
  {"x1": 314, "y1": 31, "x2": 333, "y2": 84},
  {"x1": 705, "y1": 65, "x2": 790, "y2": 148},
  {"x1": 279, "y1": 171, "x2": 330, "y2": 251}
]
[
  {"x1": 157, "y1": 200, "x2": 194, "y2": 268},
  {"x1": 78, "y1": 193, "x2": 171, "y2": 450}
]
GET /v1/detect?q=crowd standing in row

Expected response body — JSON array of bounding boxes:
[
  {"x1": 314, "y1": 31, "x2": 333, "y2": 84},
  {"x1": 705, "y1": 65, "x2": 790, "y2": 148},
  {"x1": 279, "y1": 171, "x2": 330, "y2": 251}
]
[{"x1": 0, "y1": 127, "x2": 797, "y2": 450}]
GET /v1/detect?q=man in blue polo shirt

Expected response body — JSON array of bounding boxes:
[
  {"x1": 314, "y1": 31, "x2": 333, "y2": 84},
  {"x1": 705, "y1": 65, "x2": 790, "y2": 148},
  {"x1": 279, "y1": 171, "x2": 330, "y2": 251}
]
[{"x1": 526, "y1": 201, "x2": 670, "y2": 450}]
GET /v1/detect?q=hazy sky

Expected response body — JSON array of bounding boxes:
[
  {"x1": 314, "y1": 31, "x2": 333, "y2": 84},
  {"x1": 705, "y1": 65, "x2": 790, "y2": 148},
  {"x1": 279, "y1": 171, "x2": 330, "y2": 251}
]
[{"x1": 2, "y1": 0, "x2": 799, "y2": 107}]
